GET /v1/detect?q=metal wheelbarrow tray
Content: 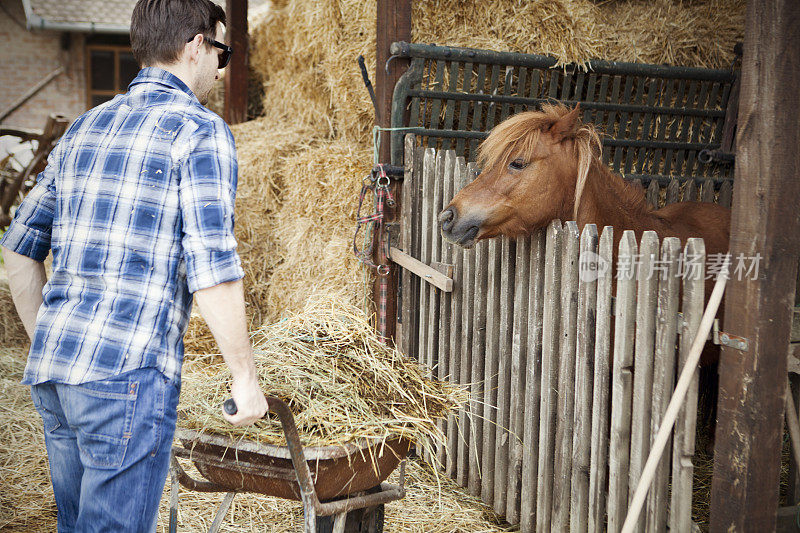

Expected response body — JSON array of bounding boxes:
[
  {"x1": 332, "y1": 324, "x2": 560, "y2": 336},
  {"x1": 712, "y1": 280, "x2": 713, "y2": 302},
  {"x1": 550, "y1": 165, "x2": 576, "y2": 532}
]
[{"x1": 169, "y1": 396, "x2": 411, "y2": 533}]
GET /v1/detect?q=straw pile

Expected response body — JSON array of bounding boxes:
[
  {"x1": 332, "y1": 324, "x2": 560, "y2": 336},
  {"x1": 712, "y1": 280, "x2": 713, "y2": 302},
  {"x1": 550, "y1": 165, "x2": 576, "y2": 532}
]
[{"x1": 179, "y1": 297, "x2": 468, "y2": 451}]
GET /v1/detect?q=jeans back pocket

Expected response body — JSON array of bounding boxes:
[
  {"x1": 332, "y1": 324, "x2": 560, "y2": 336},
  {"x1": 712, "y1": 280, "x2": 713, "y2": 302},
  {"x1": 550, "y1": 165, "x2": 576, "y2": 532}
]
[{"x1": 62, "y1": 377, "x2": 139, "y2": 469}]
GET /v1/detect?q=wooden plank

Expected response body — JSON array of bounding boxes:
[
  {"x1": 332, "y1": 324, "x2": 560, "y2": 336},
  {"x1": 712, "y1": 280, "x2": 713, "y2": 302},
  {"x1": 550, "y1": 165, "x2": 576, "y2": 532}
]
[
  {"x1": 438, "y1": 150, "x2": 456, "y2": 470},
  {"x1": 493, "y1": 236, "x2": 516, "y2": 515},
  {"x1": 439, "y1": 62, "x2": 461, "y2": 152},
  {"x1": 458, "y1": 160, "x2": 477, "y2": 487},
  {"x1": 718, "y1": 180, "x2": 733, "y2": 208},
  {"x1": 417, "y1": 148, "x2": 437, "y2": 370},
  {"x1": 651, "y1": 79, "x2": 677, "y2": 177},
  {"x1": 635, "y1": 78, "x2": 662, "y2": 175},
  {"x1": 607, "y1": 230, "x2": 639, "y2": 533},
  {"x1": 398, "y1": 135, "x2": 416, "y2": 356},
  {"x1": 409, "y1": 145, "x2": 425, "y2": 360},
  {"x1": 551, "y1": 221, "x2": 581, "y2": 530},
  {"x1": 670, "y1": 238, "x2": 704, "y2": 532},
  {"x1": 390, "y1": 247, "x2": 453, "y2": 292},
  {"x1": 665, "y1": 178, "x2": 680, "y2": 205},
  {"x1": 535, "y1": 220, "x2": 564, "y2": 533},
  {"x1": 684, "y1": 80, "x2": 712, "y2": 177},
  {"x1": 468, "y1": 236, "x2": 489, "y2": 496},
  {"x1": 646, "y1": 180, "x2": 660, "y2": 209},
  {"x1": 468, "y1": 63, "x2": 488, "y2": 159},
  {"x1": 427, "y1": 150, "x2": 446, "y2": 464},
  {"x1": 520, "y1": 230, "x2": 546, "y2": 533},
  {"x1": 588, "y1": 226, "x2": 614, "y2": 533},
  {"x1": 628, "y1": 231, "x2": 660, "y2": 533},
  {"x1": 499, "y1": 66, "x2": 515, "y2": 123},
  {"x1": 481, "y1": 237, "x2": 502, "y2": 505},
  {"x1": 682, "y1": 179, "x2": 698, "y2": 202},
  {"x1": 569, "y1": 224, "x2": 599, "y2": 533},
  {"x1": 670, "y1": 80, "x2": 699, "y2": 177},
  {"x1": 645, "y1": 237, "x2": 681, "y2": 533},
  {"x1": 447, "y1": 156, "x2": 467, "y2": 482},
  {"x1": 701, "y1": 178, "x2": 716, "y2": 203},
  {"x1": 613, "y1": 75, "x2": 636, "y2": 173},
  {"x1": 224, "y1": 0, "x2": 248, "y2": 125},
  {"x1": 484, "y1": 64, "x2": 503, "y2": 133},
  {"x1": 506, "y1": 234, "x2": 531, "y2": 524},
  {"x1": 602, "y1": 76, "x2": 623, "y2": 167},
  {"x1": 624, "y1": 77, "x2": 649, "y2": 175},
  {"x1": 455, "y1": 63, "x2": 474, "y2": 156},
  {"x1": 662, "y1": 79, "x2": 688, "y2": 176}
]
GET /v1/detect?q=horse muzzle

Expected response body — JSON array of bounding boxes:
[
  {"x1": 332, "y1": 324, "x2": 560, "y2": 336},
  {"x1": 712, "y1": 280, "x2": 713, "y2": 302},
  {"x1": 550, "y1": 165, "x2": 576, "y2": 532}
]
[{"x1": 438, "y1": 207, "x2": 481, "y2": 248}]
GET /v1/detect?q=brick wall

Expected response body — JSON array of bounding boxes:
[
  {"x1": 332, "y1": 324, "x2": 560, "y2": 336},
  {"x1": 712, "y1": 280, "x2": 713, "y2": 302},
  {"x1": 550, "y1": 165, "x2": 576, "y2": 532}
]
[{"x1": 0, "y1": 0, "x2": 86, "y2": 130}]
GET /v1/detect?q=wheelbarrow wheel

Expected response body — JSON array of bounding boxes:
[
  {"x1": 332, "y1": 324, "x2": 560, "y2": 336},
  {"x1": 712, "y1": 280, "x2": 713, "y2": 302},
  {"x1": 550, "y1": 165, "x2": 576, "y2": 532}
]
[{"x1": 315, "y1": 503, "x2": 384, "y2": 533}]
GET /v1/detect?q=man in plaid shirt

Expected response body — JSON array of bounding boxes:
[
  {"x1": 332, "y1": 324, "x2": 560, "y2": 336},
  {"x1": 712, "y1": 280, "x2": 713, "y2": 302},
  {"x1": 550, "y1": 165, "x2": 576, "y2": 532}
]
[{"x1": 0, "y1": 0, "x2": 267, "y2": 530}]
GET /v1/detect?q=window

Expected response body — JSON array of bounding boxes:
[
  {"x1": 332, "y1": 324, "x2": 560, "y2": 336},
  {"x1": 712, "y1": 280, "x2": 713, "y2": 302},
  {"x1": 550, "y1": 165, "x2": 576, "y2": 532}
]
[{"x1": 86, "y1": 45, "x2": 140, "y2": 108}]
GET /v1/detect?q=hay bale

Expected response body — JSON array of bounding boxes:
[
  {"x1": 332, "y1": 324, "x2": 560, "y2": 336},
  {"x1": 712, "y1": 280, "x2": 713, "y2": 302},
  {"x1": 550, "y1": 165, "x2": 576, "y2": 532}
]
[
  {"x1": 179, "y1": 297, "x2": 468, "y2": 450},
  {"x1": 0, "y1": 347, "x2": 56, "y2": 532}
]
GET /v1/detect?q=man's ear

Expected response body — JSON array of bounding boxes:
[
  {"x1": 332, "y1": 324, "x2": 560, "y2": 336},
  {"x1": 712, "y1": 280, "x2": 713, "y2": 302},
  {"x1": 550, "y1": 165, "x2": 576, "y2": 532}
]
[
  {"x1": 186, "y1": 34, "x2": 203, "y2": 64},
  {"x1": 548, "y1": 104, "x2": 581, "y2": 143}
]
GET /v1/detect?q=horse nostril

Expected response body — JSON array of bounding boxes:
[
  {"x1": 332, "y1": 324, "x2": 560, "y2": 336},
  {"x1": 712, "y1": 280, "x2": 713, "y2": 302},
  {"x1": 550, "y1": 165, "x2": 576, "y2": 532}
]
[{"x1": 438, "y1": 208, "x2": 455, "y2": 231}]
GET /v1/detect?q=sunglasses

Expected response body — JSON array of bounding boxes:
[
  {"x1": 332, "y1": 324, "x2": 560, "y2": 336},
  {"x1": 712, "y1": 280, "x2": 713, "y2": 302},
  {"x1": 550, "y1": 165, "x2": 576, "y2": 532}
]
[{"x1": 187, "y1": 36, "x2": 233, "y2": 69}]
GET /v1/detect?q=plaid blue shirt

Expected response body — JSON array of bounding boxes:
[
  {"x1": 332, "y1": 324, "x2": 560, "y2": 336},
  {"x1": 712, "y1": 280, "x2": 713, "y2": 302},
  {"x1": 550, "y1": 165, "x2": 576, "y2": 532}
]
[{"x1": 1, "y1": 68, "x2": 244, "y2": 386}]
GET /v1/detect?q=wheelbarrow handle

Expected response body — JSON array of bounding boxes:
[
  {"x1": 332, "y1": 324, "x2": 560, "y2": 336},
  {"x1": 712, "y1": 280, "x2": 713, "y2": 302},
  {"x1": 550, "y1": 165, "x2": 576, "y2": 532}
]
[{"x1": 222, "y1": 396, "x2": 321, "y2": 518}]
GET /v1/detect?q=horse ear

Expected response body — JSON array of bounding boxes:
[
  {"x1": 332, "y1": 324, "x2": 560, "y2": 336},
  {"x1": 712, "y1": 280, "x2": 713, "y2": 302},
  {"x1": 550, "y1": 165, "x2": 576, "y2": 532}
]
[{"x1": 548, "y1": 104, "x2": 581, "y2": 142}]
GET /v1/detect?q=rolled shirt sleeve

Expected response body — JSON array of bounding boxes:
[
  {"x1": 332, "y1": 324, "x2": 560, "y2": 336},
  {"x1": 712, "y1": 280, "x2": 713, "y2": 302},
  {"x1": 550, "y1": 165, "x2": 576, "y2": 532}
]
[
  {"x1": 0, "y1": 143, "x2": 60, "y2": 262},
  {"x1": 178, "y1": 119, "x2": 244, "y2": 293}
]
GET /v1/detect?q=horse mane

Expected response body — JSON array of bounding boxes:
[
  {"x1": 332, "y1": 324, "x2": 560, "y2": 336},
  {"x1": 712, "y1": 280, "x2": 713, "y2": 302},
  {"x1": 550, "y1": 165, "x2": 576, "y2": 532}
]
[{"x1": 477, "y1": 103, "x2": 649, "y2": 219}]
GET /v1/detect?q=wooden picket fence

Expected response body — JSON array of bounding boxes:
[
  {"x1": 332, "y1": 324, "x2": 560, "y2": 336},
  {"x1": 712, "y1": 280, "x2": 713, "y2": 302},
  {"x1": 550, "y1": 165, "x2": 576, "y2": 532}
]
[{"x1": 395, "y1": 137, "x2": 709, "y2": 532}]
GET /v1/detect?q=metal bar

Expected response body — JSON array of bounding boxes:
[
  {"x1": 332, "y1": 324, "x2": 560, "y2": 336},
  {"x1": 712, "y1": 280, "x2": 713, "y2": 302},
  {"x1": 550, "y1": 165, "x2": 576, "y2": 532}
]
[
  {"x1": 440, "y1": 61, "x2": 461, "y2": 151},
  {"x1": 455, "y1": 62, "x2": 474, "y2": 155},
  {"x1": 389, "y1": 42, "x2": 736, "y2": 82},
  {"x1": 315, "y1": 482, "x2": 405, "y2": 516},
  {"x1": 388, "y1": 126, "x2": 723, "y2": 151},
  {"x1": 602, "y1": 76, "x2": 623, "y2": 166},
  {"x1": 390, "y1": 57, "x2": 424, "y2": 165},
  {"x1": 613, "y1": 76, "x2": 636, "y2": 173},
  {"x1": 171, "y1": 447, "x2": 298, "y2": 482},
  {"x1": 468, "y1": 63, "x2": 488, "y2": 158},
  {"x1": 209, "y1": 492, "x2": 236, "y2": 533}
]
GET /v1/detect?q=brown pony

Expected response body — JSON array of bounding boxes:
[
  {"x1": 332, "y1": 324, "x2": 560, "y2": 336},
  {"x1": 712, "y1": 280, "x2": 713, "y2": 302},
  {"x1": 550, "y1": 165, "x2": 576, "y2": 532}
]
[
  {"x1": 439, "y1": 103, "x2": 730, "y2": 261},
  {"x1": 439, "y1": 103, "x2": 730, "y2": 374}
]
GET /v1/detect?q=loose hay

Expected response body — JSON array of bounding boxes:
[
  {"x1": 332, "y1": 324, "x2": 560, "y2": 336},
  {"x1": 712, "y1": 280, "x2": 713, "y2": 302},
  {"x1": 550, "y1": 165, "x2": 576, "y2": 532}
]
[{"x1": 179, "y1": 297, "x2": 469, "y2": 452}]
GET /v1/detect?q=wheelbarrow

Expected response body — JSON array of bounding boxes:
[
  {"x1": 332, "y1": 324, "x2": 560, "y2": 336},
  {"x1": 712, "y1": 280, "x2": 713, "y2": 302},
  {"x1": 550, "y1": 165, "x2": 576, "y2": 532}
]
[{"x1": 168, "y1": 396, "x2": 411, "y2": 533}]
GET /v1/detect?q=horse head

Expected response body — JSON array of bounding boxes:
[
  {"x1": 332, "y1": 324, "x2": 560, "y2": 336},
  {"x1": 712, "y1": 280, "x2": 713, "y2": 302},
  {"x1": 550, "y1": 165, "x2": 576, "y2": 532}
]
[{"x1": 439, "y1": 103, "x2": 601, "y2": 247}]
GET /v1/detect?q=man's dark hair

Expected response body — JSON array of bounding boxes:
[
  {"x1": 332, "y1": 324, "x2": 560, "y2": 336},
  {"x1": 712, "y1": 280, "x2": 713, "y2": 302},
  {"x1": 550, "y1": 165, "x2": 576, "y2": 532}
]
[{"x1": 131, "y1": 0, "x2": 226, "y2": 67}]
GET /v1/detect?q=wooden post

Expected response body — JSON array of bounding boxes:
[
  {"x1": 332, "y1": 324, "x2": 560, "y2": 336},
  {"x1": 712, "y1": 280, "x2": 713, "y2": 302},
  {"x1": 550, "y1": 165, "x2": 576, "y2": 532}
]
[
  {"x1": 709, "y1": 1, "x2": 800, "y2": 530},
  {"x1": 375, "y1": 0, "x2": 411, "y2": 343},
  {"x1": 224, "y1": 0, "x2": 248, "y2": 125}
]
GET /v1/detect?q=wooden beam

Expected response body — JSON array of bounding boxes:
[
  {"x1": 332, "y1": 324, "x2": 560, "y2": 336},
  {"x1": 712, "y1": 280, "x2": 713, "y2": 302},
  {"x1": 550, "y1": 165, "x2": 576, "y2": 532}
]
[
  {"x1": 709, "y1": 1, "x2": 800, "y2": 530},
  {"x1": 390, "y1": 247, "x2": 453, "y2": 292},
  {"x1": 374, "y1": 0, "x2": 411, "y2": 343},
  {"x1": 224, "y1": 0, "x2": 248, "y2": 125}
]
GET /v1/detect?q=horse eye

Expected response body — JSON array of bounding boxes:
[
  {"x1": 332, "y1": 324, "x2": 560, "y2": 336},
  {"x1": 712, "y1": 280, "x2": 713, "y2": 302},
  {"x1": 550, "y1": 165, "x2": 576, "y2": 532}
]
[{"x1": 508, "y1": 159, "x2": 528, "y2": 170}]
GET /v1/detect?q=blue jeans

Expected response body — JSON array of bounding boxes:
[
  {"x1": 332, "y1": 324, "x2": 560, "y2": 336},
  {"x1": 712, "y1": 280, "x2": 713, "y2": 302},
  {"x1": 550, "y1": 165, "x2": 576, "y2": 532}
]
[{"x1": 30, "y1": 368, "x2": 180, "y2": 533}]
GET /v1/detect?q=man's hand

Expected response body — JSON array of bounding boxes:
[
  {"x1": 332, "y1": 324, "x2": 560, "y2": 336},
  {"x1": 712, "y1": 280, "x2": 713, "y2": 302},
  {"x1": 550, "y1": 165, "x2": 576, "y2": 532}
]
[
  {"x1": 224, "y1": 373, "x2": 268, "y2": 426},
  {"x1": 193, "y1": 279, "x2": 268, "y2": 426}
]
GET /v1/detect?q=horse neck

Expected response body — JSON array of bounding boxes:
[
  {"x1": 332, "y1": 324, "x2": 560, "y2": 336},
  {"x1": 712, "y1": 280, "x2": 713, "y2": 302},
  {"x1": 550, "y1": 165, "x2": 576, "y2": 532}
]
[{"x1": 574, "y1": 158, "x2": 658, "y2": 241}]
